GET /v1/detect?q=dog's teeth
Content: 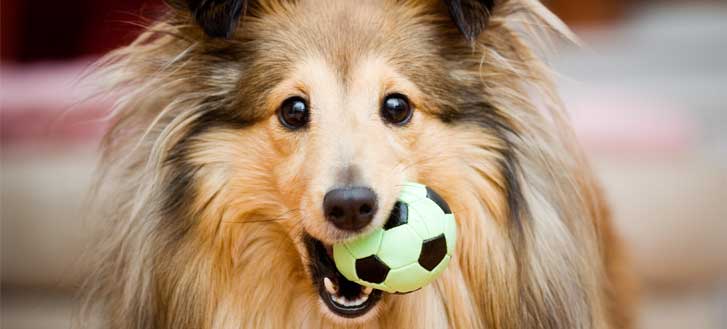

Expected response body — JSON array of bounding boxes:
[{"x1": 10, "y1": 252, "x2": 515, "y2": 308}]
[
  {"x1": 362, "y1": 286, "x2": 373, "y2": 295},
  {"x1": 324, "y1": 277, "x2": 337, "y2": 295},
  {"x1": 332, "y1": 295, "x2": 345, "y2": 305},
  {"x1": 330, "y1": 292, "x2": 370, "y2": 307},
  {"x1": 351, "y1": 294, "x2": 369, "y2": 306}
]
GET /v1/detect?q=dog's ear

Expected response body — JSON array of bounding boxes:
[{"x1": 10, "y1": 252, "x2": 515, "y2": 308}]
[
  {"x1": 167, "y1": 0, "x2": 248, "y2": 38},
  {"x1": 443, "y1": 0, "x2": 496, "y2": 43}
]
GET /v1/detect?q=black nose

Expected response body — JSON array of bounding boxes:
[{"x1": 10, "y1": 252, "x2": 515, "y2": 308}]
[{"x1": 323, "y1": 187, "x2": 378, "y2": 231}]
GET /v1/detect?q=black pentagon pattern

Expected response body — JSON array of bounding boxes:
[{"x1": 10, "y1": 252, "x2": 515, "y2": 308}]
[
  {"x1": 355, "y1": 255, "x2": 390, "y2": 284},
  {"x1": 425, "y1": 187, "x2": 452, "y2": 214},
  {"x1": 418, "y1": 234, "x2": 448, "y2": 271},
  {"x1": 383, "y1": 202, "x2": 408, "y2": 230}
]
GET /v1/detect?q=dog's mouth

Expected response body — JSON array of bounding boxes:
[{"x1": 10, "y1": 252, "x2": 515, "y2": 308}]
[{"x1": 303, "y1": 234, "x2": 383, "y2": 318}]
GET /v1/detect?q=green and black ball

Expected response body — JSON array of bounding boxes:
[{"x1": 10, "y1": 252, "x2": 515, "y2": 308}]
[{"x1": 333, "y1": 182, "x2": 457, "y2": 293}]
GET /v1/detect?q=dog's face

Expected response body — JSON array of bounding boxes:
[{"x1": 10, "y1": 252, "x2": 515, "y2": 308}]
[
  {"x1": 165, "y1": 0, "x2": 508, "y2": 322},
  {"x1": 186, "y1": 1, "x2": 458, "y2": 320}
]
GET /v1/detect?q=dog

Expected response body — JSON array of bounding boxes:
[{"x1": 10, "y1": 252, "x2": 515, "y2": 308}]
[{"x1": 83, "y1": 0, "x2": 634, "y2": 328}]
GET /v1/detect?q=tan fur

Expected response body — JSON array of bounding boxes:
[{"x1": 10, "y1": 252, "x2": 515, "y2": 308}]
[{"x1": 83, "y1": 0, "x2": 634, "y2": 328}]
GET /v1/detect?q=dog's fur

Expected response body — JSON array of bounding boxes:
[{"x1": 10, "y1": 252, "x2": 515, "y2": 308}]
[{"x1": 83, "y1": 0, "x2": 634, "y2": 328}]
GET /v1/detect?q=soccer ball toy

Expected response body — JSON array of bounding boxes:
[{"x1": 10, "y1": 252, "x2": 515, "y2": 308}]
[{"x1": 332, "y1": 182, "x2": 457, "y2": 293}]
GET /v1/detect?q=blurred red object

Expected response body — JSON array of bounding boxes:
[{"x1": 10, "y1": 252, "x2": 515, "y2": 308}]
[
  {"x1": 1, "y1": 0, "x2": 163, "y2": 147},
  {"x1": 1, "y1": 0, "x2": 163, "y2": 62}
]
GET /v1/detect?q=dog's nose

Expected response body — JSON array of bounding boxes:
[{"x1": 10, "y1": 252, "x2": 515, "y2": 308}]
[{"x1": 323, "y1": 187, "x2": 378, "y2": 231}]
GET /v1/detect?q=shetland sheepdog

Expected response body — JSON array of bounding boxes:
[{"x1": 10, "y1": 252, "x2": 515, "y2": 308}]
[{"x1": 83, "y1": 0, "x2": 634, "y2": 328}]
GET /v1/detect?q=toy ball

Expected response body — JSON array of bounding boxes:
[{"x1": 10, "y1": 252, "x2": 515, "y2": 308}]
[{"x1": 333, "y1": 182, "x2": 457, "y2": 294}]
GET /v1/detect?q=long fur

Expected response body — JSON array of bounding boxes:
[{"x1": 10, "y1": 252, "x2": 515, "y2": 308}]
[{"x1": 82, "y1": 0, "x2": 634, "y2": 328}]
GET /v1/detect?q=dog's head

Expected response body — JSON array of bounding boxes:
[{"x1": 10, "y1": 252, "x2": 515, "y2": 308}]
[{"x1": 95, "y1": 0, "x2": 581, "y2": 326}]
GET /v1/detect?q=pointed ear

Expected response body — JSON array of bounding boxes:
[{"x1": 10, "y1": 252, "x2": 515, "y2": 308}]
[
  {"x1": 168, "y1": 0, "x2": 248, "y2": 38},
  {"x1": 442, "y1": 0, "x2": 496, "y2": 43}
]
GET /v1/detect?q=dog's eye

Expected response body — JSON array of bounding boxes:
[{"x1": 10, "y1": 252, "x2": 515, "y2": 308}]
[
  {"x1": 278, "y1": 97, "x2": 310, "y2": 130},
  {"x1": 381, "y1": 94, "x2": 412, "y2": 126}
]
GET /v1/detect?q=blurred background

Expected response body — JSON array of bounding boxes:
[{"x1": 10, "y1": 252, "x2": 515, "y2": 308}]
[{"x1": 1, "y1": 0, "x2": 725, "y2": 328}]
